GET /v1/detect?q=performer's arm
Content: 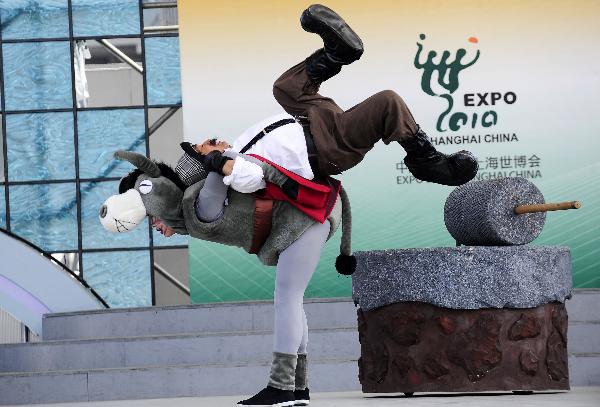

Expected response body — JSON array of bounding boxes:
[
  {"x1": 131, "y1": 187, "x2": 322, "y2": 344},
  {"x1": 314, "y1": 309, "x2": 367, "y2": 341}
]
[
  {"x1": 222, "y1": 155, "x2": 267, "y2": 193},
  {"x1": 199, "y1": 149, "x2": 298, "y2": 197},
  {"x1": 221, "y1": 152, "x2": 297, "y2": 195},
  {"x1": 197, "y1": 149, "x2": 266, "y2": 193},
  {"x1": 195, "y1": 172, "x2": 228, "y2": 222}
]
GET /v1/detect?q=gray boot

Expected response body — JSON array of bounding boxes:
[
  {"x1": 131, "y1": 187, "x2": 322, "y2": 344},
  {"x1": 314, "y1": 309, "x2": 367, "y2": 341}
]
[
  {"x1": 267, "y1": 352, "x2": 298, "y2": 391},
  {"x1": 295, "y1": 353, "x2": 308, "y2": 390}
]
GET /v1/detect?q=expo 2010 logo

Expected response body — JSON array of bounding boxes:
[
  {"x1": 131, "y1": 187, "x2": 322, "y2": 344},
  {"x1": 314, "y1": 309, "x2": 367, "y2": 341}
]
[{"x1": 414, "y1": 34, "x2": 516, "y2": 133}]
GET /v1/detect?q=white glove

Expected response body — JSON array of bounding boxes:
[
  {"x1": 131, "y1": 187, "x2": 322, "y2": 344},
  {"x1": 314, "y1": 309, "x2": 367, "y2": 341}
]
[{"x1": 223, "y1": 156, "x2": 267, "y2": 193}]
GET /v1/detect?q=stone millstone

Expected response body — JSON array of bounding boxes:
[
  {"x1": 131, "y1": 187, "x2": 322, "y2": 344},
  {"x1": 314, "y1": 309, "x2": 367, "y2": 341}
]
[
  {"x1": 444, "y1": 177, "x2": 546, "y2": 246},
  {"x1": 358, "y1": 301, "x2": 569, "y2": 393},
  {"x1": 352, "y1": 246, "x2": 572, "y2": 311}
]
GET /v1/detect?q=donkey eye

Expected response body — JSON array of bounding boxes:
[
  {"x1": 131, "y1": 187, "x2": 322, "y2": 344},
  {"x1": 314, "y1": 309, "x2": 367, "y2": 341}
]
[{"x1": 139, "y1": 180, "x2": 153, "y2": 194}]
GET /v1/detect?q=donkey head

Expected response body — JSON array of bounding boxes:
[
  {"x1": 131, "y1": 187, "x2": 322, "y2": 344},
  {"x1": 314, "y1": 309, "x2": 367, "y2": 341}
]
[{"x1": 99, "y1": 151, "x2": 188, "y2": 234}]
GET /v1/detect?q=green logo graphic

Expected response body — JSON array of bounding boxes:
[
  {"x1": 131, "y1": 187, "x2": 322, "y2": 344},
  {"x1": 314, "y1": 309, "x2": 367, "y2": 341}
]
[{"x1": 415, "y1": 34, "x2": 499, "y2": 132}]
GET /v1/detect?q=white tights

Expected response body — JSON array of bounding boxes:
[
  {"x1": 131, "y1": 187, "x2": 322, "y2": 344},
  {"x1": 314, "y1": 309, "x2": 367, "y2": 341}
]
[{"x1": 273, "y1": 220, "x2": 330, "y2": 355}]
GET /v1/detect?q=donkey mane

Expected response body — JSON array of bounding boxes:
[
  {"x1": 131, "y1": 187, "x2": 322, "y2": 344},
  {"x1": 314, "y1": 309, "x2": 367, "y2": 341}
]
[{"x1": 118, "y1": 162, "x2": 187, "y2": 194}]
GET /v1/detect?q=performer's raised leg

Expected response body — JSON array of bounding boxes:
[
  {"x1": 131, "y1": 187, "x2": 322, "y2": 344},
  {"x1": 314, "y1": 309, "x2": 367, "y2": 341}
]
[
  {"x1": 325, "y1": 89, "x2": 479, "y2": 185},
  {"x1": 274, "y1": 4, "x2": 478, "y2": 185},
  {"x1": 272, "y1": 4, "x2": 363, "y2": 117}
]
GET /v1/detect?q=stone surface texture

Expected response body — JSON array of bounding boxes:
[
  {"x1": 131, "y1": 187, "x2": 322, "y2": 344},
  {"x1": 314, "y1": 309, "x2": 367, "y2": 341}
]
[
  {"x1": 444, "y1": 178, "x2": 546, "y2": 246},
  {"x1": 357, "y1": 301, "x2": 570, "y2": 393},
  {"x1": 352, "y1": 247, "x2": 572, "y2": 311}
]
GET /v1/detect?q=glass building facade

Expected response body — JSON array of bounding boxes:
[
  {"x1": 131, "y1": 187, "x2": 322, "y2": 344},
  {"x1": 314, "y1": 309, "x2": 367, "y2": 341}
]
[{"x1": 0, "y1": 0, "x2": 185, "y2": 308}]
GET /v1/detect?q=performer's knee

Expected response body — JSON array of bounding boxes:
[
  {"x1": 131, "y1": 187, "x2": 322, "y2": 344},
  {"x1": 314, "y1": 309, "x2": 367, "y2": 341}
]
[
  {"x1": 274, "y1": 282, "x2": 300, "y2": 308},
  {"x1": 272, "y1": 82, "x2": 287, "y2": 107},
  {"x1": 378, "y1": 89, "x2": 405, "y2": 107},
  {"x1": 374, "y1": 90, "x2": 412, "y2": 120},
  {"x1": 272, "y1": 80, "x2": 302, "y2": 116}
]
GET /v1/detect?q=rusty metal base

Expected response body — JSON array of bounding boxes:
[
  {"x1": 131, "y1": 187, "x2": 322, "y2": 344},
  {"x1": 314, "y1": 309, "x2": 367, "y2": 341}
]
[{"x1": 358, "y1": 302, "x2": 569, "y2": 393}]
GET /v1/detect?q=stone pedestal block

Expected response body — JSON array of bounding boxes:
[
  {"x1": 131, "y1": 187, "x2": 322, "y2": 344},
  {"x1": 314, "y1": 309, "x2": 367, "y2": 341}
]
[
  {"x1": 357, "y1": 301, "x2": 569, "y2": 393},
  {"x1": 352, "y1": 247, "x2": 572, "y2": 311}
]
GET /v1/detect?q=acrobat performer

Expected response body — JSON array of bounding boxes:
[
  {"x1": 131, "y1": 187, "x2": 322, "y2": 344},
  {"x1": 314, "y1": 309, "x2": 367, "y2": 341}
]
[{"x1": 103, "y1": 4, "x2": 478, "y2": 407}]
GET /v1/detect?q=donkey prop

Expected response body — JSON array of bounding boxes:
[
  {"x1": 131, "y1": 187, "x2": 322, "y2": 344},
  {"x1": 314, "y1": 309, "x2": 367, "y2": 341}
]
[
  {"x1": 99, "y1": 150, "x2": 354, "y2": 273},
  {"x1": 99, "y1": 149, "x2": 356, "y2": 404}
]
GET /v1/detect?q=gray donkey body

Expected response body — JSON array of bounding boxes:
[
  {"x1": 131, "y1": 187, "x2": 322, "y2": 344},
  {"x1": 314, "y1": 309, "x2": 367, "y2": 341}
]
[{"x1": 100, "y1": 151, "x2": 350, "y2": 267}]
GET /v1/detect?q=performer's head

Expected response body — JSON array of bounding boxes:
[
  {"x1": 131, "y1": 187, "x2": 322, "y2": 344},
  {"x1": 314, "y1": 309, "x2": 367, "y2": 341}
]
[{"x1": 195, "y1": 138, "x2": 231, "y2": 155}]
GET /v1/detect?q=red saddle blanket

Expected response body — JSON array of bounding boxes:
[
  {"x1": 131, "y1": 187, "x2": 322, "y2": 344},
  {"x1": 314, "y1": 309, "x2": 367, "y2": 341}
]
[{"x1": 249, "y1": 154, "x2": 341, "y2": 223}]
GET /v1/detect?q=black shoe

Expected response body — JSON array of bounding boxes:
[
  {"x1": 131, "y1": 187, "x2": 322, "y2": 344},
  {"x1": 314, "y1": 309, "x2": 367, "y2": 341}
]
[
  {"x1": 294, "y1": 388, "x2": 310, "y2": 406},
  {"x1": 237, "y1": 386, "x2": 295, "y2": 407},
  {"x1": 301, "y1": 4, "x2": 364, "y2": 65},
  {"x1": 400, "y1": 128, "x2": 478, "y2": 186}
]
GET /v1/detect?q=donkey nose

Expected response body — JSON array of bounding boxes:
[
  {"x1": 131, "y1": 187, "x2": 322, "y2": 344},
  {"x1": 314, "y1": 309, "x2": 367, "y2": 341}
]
[{"x1": 99, "y1": 204, "x2": 108, "y2": 219}]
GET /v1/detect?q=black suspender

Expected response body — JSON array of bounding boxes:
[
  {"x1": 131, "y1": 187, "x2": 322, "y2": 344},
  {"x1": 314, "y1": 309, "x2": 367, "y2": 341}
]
[{"x1": 239, "y1": 118, "x2": 297, "y2": 154}]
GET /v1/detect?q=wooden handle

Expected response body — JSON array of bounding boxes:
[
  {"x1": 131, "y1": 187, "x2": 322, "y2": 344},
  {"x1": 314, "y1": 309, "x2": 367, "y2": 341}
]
[{"x1": 514, "y1": 201, "x2": 581, "y2": 215}]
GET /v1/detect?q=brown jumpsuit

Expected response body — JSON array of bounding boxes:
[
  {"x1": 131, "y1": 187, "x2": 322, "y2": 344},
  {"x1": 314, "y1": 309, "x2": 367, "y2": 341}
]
[{"x1": 273, "y1": 60, "x2": 419, "y2": 177}]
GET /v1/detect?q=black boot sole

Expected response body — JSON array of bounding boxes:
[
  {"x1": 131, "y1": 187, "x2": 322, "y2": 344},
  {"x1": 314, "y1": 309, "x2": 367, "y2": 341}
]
[
  {"x1": 300, "y1": 4, "x2": 364, "y2": 63},
  {"x1": 404, "y1": 151, "x2": 478, "y2": 186},
  {"x1": 237, "y1": 386, "x2": 296, "y2": 407}
]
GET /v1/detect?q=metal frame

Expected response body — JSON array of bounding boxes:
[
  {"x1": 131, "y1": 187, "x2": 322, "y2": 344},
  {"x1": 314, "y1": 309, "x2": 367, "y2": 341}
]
[
  {"x1": 0, "y1": 8, "x2": 10, "y2": 230},
  {"x1": 148, "y1": 106, "x2": 180, "y2": 136},
  {"x1": 2, "y1": 104, "x2": 181, "y2": 115},
  {"x1": 138, "y1": 0, "x2": 157, "y2": 306},
  {"x1": 143, "y1": 2, "x2": 178, "y2": 9},
  {"x1": 67, "y1": 0, "x2": 85, "y2": 295},
  {"x1": 96, "y1": 39, "x2": 144, "y2": 74},
  {"x1": 50, "y1": 245, "x2": 188, "y2": 254},
  {"x1": 0, "y1": 1, "x2": 186, "y2": 308},
  {"x1": 144, "y1": 25, "x2": 179, "y2": 33},
  {"x1": 1, "y1": 33, "x2": 180, "y2": 44},
  {"x1": 153, "y1": 262, "x2": 190, "y2": 296}
]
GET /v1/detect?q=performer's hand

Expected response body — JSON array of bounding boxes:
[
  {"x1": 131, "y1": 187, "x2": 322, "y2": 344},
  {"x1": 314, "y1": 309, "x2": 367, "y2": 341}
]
[
  {"x1": 202, "y1": 150, "x2": 233, "y2": 176},
  {"x1": 151, "y1": 216, "x2": 176, "y2": 237},
  {"x1": 220, "y1": 159, "x2": 234, "y2": 176}
]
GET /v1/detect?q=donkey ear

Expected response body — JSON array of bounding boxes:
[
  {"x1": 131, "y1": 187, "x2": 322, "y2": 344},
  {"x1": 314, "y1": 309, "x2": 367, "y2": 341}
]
[{"x1": 114, "y1": 150, "x2": 161, "y2": 178}]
